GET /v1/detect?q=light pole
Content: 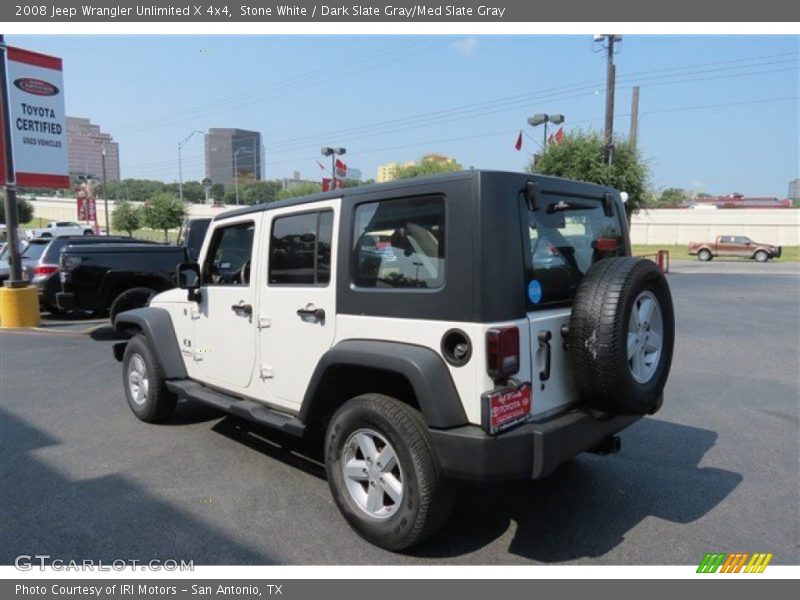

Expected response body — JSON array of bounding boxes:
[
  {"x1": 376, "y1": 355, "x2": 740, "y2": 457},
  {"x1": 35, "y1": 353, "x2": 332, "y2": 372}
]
[
  {"x1": 178, "y1": 130, "x2": 204, "y2": 203},
  {"x1": 527, "y1": 113, "x2": 565, "y2": 152},
  {"x1": 101, "y1": 142, "x2": 108, "y2": 234},
  {"x1": 234, "y1": 147, "x2": 252, "y2": 206},
  {"x1": 321, "y1": 146, "x2": 346, "y2": 188}
]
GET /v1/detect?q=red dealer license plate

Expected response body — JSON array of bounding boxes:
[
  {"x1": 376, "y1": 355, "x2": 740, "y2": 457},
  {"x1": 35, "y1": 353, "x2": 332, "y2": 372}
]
[{"x1": 481, "y1": 384, "x2": 532, "y2": 435}]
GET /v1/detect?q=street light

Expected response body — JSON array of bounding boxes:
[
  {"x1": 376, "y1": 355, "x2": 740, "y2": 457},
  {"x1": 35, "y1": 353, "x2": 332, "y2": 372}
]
[
  {"x1": 321, "y1": 146, "x2": 346, "y2": 188},
  {"x1": 234, "y1": 147, "x2": 253, "y2": 206},
  {"x1": 178, "y1": 130, "x2": 204, "y2": 203},
  {"x1": 527, "y1": 113, "x2": 565, "y2": 151},
  {"x1": 101, "y1": 142, "x2": 108, "y2": 234}
]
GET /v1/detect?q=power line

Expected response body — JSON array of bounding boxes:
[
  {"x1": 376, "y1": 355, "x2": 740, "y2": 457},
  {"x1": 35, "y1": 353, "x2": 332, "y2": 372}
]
[{"x1": 123, "y1": 54, "x2": 800, "y2": 172}]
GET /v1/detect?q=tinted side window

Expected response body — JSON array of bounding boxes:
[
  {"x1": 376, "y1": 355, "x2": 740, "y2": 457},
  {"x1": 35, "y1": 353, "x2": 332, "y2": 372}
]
[
  {"x1": 352, "y1": 196, "x2": 445, "y2": 289},
  {"x1": 202, "y1": 221, "x2": 255, "y2": 286},
  {"x1": 269, "y1": 210, "x2": 333, "y2": 286}
]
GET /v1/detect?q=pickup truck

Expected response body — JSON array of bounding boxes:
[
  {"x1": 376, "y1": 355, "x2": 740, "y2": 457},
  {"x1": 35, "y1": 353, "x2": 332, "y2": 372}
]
[
  {"x1": 688, "y1": 235, "x2": 781, "y2": 262},
  {"x1": 27, "y1": 221, "x2": 95, "y2": 239},
  {"x1": 57, "y1": 243, "x2": 187, "y2": 323}
]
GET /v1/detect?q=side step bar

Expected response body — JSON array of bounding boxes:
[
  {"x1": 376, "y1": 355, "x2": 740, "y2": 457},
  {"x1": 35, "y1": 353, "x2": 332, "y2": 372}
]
[{"x1": 166, "y1": 380, "x2": 306, "y2": 437}]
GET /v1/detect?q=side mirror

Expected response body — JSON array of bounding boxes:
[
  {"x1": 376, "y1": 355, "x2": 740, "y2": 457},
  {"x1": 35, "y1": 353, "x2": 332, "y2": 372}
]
[{"x1": 177, "y1": 262, "x2": 201, "y2": 302}]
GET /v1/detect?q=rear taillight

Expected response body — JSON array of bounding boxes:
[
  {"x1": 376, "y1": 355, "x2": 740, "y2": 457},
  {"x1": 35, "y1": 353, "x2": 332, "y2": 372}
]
[
  {"x1": 33, "y1": 264, "x2": 59, "y2": 277},
  {"x1": 486, "y1": 327, "x2": 520, "y2": 380},
  {"x1": 595, "y1": 238, "x2": 618, "y2": 252}
]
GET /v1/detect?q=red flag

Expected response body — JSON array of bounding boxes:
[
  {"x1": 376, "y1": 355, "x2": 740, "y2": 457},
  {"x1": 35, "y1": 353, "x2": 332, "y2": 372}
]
[
  {"x1": 514, "y1": 131, "x2": 523, "y2": 151},
  {"x1": 316, "y1": 160, "x2": 326, "y2": 170},
  {"x1": 548, "y1": 134, "x2": 554, "y2": 144},
  {"x1": 335, "y1": 158, "x2": 347, "y2": 177},
  {"x1": 554, "y1": 127, "x2": 565, "y2": 143}
]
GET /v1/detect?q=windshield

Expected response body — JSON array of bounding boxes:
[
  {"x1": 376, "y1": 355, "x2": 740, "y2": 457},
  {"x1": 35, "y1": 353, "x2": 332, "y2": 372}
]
[{"x1": 525, "y1": 194, "x2": 625, "y2": 308}]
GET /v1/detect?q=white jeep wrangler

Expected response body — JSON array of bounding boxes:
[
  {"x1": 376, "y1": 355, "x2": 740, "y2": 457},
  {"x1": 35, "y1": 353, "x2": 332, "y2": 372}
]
[{"x1": 113, "y1": 170, "x2": 674, "y2": 551}]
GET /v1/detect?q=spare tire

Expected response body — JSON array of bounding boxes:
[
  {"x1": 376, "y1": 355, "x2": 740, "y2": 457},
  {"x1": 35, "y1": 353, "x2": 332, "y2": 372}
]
[
  {"x1": 567, "y1": 257, "x2": 674, "y2": 415},
  {"x1": 109, "y1": 287, "x2": 156, "y2": 326}
]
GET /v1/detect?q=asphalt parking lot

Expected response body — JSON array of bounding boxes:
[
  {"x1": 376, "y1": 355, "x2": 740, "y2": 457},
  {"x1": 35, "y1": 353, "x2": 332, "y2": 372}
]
[{"x1": 1, "y1": 259, "x2": 798, "y2": 565}]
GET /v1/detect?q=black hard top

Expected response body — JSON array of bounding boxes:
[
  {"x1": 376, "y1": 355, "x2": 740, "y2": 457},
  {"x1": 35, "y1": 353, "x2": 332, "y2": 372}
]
[
  {"x1": 61, "y1": 243, "x2": 181, "y2": 254},
  {"x1": 214, "y1": 170, "x2": 617, "y2": 221}
]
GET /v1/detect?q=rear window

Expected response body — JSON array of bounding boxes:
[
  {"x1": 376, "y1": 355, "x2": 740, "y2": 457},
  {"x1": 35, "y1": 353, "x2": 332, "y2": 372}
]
[
  {"x1": 525, "y1": 194, "x2": 625, "y2": 308},
  {"x1": 20, "y1": 241, "x2": 48, "y2": 262}
]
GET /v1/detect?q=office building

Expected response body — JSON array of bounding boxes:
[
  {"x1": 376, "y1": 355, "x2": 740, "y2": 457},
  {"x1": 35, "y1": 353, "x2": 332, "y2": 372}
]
[
  {"x1": 67, "y1": 117, "x2": 121, "y2": 182},
  {"x1": 205, "y1": 128, "x2": 262, "y2": 186},
  {"x1": 376, "y1": 154, "x2": 457, "y2": 183}
]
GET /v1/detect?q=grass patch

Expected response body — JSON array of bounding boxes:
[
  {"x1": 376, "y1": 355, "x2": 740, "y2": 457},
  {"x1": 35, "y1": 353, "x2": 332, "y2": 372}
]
[{"x1": 633, "y1": 244, "x2": 799, "y2": 262}]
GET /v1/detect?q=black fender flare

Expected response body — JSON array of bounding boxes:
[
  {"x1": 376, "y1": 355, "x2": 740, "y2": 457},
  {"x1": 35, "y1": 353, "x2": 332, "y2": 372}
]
[
  {"x1": 112, "y1": 307, "x2": 188, "y2": 380},
  {"x1": 299, "y1": 339, "x2": 468, "y2": 429}
]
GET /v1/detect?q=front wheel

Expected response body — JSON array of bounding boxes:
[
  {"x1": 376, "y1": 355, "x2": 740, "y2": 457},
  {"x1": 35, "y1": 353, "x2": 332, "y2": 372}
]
[
  {"x1": 698, "y1": 249, "x2": 712, "y2": 261},
  {"x1": 83, "y1": 230, "x2": 94, "y2": 236},
  {"x1": 754, "y1": 250, "x2": 768, "y2": 263},
  {"x1": 325, "y1": 394, "x2": 453, "y2": 551},
  {"x1": 122, "y1": 335, "x2": 177, "y2": 423}
]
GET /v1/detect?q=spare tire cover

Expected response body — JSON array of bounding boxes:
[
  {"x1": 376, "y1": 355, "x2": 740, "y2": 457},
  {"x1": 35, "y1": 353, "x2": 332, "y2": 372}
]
[{"x1": 567, "y1": 257, "x2": 675, "y2": 415}]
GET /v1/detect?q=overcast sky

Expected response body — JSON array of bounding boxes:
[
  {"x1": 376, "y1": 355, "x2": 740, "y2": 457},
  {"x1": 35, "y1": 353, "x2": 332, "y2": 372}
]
[{"x1": 10, "y1": 34, "x2": 800, "y2": 197}]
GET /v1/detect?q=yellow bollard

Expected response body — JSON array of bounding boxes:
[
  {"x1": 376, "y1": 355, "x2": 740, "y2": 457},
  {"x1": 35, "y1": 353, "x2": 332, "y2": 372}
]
[{"x1": 0, "y1": 285, "x2": 41, "y2": 328}]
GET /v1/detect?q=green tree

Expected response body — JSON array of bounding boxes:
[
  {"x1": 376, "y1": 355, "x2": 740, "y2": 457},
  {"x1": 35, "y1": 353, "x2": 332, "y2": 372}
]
[
  {"x1": 210, "y1": 183, "x2": 226, "y2": 203},
  {"x1": 111, "y1": 201, "x2": 142, "y2": 236},
  {"x1": 277, "y1": 182, "x2": 322, "y2": 200},
  {"x1": 393, "y1": 157, "x2": 463, "y2": 180},
  {"x1": 527, "y1": 130, "x2": 649, "y2": 217},
  {"x1": 242, "y1": 180, "x2": 283, "y2": 205},
  {"x1": 0, "y1": 194, "x2": 34, "y2": 224},
  {"x1": 142, "y1": 193, "x2": 187, "y2": 242},
  {"x1": 658, "y1": 187, "x2": 687, "y2": 207}
]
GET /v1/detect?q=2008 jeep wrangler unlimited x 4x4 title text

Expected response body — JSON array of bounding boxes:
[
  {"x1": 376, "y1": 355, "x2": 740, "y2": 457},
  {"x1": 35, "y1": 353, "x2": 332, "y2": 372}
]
[{"x1": 113, "y1": 170, "x2": 674, "y2": 551}]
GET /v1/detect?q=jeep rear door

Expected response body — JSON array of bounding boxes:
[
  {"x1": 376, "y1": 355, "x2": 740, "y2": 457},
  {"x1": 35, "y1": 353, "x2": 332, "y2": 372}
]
[
  {"x1": 523, "y1": 189, "x2": 626, "y2": 417},
  {"x1": 256, "y1": 200, "x2": 339, "y2": 410}
]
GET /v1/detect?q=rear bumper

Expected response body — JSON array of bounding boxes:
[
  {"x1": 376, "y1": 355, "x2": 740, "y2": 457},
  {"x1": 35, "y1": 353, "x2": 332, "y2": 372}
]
[
  {"x1": 429, "y1": 409, "x2": 641, "y2": 482},
  {"x1": 55, "y1": 292, "x2": 75, "y2": 311}
]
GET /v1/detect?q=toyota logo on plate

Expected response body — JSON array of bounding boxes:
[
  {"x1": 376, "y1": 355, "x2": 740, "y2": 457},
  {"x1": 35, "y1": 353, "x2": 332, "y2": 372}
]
[{"x1": 14, "y1": 78, "x2": 59, "y2": 96}]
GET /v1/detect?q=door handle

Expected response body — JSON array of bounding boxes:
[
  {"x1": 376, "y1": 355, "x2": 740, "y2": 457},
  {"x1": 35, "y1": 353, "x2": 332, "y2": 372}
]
[
  {"x1": 231, "y1": 302, "x2": 253, "y2": 317},
  {"x1": 296, "y1": 306, "x2": 325, "y2": 322},
  {"x1": 538, "y1": 330, "x2": 552, "y2": 383}
]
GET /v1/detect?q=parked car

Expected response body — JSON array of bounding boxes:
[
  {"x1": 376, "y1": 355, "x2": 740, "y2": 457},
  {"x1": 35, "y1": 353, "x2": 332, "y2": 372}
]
[
  {"x1": 26, "y1": 221, "x2": 95, "y2": 239},
  {"x1": 688, "y1": 235, "x2": 781, "y2": 262},
  {"x1": 57, "y1": 243, "x2": 187, "y2": 322},
  {"x1": 111, "y1": 170, "x2": 675, "y2": 551},
  {"x1": 26, "y1": 235, "x2": 155, "y2": 315},
  {"x1": 0, "y1": 238, "x2": 47, "y2": 285}
]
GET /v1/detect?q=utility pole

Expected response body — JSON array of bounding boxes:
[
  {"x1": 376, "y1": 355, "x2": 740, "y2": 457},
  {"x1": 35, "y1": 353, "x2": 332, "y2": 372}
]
[
  {"x1": 630, "y1": 86, "x2": 640, "y2": 149},
  {"x1": 0, "y1": 34, "x2": 24, "y2": 288},
  {"x1": 601, "y1": 34, "x2": 620, "y2": 166}
]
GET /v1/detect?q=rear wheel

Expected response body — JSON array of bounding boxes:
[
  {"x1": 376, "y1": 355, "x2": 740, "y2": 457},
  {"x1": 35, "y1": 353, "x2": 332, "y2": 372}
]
[
  {"x1": 325, "y1": 394, "x2": 452, "y2": 551},
  {"x1": 754, "y1": 250, "x2": 768, "y2": 263},
  {"x1": 83, "y1": 230, "x2": 94, "y2": 236},
  {"x1": 568, "y1": 257, "x2": 675, "y2": 415},
  {"x1": 122, "y1": 335, "x2": 177, "y2": 423},
  {"x1": 698, "y1": 249, "x2": 712, "y2": 261}
]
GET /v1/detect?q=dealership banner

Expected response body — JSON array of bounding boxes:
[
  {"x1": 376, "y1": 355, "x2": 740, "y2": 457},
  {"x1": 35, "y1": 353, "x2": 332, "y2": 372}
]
[
  {"x1": 1, "y1": 46, "x2": 69, "y2": 189},
  {"x1": 0, "y1": 0, "x2": 795, "y2": 22}
]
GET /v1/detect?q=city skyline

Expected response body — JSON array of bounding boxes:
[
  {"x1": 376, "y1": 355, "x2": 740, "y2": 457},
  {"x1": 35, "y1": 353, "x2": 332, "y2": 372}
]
[{"x1": 8, "y1": 35, "x2": 799, "y2": 197}]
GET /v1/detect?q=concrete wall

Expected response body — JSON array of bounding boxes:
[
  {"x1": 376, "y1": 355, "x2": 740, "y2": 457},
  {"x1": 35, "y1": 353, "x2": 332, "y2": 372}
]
[
  {"x1": 26, "y1": 197, "x2": 800, "y2": 247},
  {"x1": 630, "y1": 208, "x2": 799, "y2": 246}
]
